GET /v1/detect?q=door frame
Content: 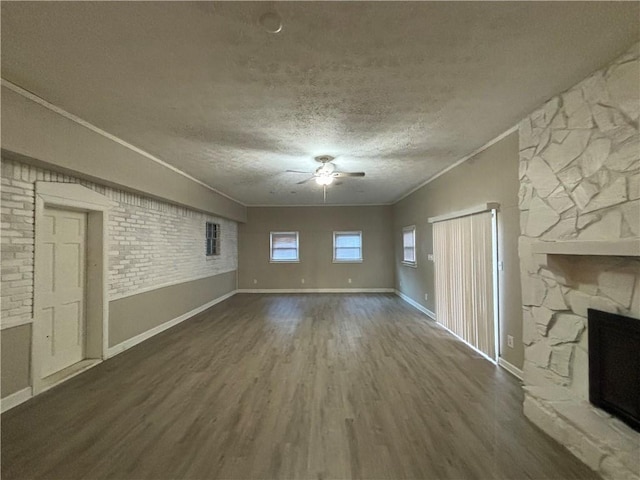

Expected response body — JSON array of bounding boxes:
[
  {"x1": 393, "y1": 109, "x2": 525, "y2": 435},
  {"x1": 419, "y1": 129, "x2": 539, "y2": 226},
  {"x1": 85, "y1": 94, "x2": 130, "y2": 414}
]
[
  {"x1": 429, "y1": 202, "x2": 501, "y2": 363},
  {"x1": 33, "y1": 182, "x2": 115, "y2": 394}
]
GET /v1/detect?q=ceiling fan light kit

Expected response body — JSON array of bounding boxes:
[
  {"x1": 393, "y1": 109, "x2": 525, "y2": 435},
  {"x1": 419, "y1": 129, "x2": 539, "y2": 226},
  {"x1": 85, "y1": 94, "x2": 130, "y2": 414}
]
[
  {"x1": 315, "y1": 176, "x2": 334, "y2": 186},
  {"x1": 285, "y1": 155, "x2": 365, "y2": 191}
]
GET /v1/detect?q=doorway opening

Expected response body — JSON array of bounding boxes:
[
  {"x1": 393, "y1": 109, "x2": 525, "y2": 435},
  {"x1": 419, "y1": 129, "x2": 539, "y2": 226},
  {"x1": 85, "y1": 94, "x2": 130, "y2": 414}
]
[
  {"x1": 430, "y1": 204, "x2": 500, "y2": 362},
  {"x1": 33, "y1": 182, "x2": 113, "y2": 394}
]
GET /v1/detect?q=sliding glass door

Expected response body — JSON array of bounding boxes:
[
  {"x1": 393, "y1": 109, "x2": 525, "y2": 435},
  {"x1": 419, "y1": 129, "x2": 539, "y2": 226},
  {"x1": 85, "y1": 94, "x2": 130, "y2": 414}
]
[{"x1": 432, "y1": 210, "x2": 497, "y2": 361}]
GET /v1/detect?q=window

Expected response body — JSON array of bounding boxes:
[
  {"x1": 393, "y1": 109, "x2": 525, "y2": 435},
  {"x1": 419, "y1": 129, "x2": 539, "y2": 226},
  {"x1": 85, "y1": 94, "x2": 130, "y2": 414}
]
[
  {"x1": 206, "y1": 222, "x2": 220, "y2": 256},
  {"x1": 333, "y1": 231, "x2": 362, "y2": 262},
  {"x1": 402, "y1": 226, "x2": 416, "y2": 266},
  {"x1": 270, "y1": 231, "x2": 299, "y2": 262}
]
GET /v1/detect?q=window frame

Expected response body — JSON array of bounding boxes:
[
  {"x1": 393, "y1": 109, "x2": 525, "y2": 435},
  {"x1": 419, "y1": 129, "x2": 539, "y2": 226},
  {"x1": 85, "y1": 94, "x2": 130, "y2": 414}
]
[
  {"x1": 333, "y1": 230, "x2": 363, "y2": 263},
  {"x1": 269, "y1": 231, "x2": 300, "y2": 263},
  {"x1": 205, "y1": 222, "x2": 220, "y2": 256},
  {"x1": 402, "y1": 225, "x2": 417, "y2": 267}
]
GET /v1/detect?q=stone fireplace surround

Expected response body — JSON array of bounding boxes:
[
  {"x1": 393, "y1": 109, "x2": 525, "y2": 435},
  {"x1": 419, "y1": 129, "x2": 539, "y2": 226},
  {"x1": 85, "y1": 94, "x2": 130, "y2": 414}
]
[
  {"x1": 518, "y1": 43, "x2": 639, "y2": 480},
  {"x1": 521, "y1": 246, "x2": 639, "y2": 480}
]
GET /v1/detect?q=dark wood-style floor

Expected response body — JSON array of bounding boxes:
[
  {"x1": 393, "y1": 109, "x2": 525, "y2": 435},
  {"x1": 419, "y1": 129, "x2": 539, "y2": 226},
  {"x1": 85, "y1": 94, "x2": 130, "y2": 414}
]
[{"x1": 2, "y1": 294, "x2": 597, "y2": 480}]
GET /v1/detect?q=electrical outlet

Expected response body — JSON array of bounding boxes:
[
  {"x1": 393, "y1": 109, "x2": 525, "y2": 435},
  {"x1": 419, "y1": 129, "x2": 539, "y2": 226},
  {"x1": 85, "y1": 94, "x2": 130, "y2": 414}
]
[
  {"x1": 427, "y1": 253, "x2": 434, "y2": 261},
  {"x1": 301, "y1": 278, "x2": 305, "y2": 284},
  {"x1": 507, "y1": 335, "x2": 514, "y2": 348},
  {"x1": 348, "y1": 278, "x2": 352, "y2": 284},
  {"x1": 253, "y1": 279, "x2": 257, "y2": 284},
  {"x1": 424, "y1": 293, "x2": 428, "y2": 301}
]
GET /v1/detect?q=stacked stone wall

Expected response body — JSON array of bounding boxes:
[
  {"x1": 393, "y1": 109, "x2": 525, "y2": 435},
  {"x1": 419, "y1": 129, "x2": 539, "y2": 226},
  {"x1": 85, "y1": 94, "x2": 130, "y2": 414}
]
[{"x1": 518, "y1": 42, "x2": 639, "y2": 480}]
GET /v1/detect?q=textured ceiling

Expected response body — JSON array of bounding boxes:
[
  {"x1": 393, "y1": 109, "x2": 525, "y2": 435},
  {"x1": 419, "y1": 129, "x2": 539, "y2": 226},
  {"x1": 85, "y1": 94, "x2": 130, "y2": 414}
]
[{"x1": 2, "y1": 2, "x2": 639, "y2": 206}]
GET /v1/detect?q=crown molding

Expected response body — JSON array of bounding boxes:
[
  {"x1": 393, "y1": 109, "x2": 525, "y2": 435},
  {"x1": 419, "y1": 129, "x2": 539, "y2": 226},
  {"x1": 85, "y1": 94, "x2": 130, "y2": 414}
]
[
  {"x1": 393, "y1": 125, "x2": 518, "y2": 204},
  {"x1": 1, "y1": 78, "x2": 246, "y2": 207}
]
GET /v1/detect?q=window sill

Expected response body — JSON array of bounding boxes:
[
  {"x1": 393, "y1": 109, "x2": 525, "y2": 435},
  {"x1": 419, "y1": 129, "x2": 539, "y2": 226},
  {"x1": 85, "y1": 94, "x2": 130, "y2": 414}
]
[
  {"x1": 269, "y1": 260, "x2": 300, "y2": 264},
  {"x1": 333, "y1": 259, "x2": 363, "y2": 264},
  {"x1": 402, "y1": 261, "x2": 417, "y2": 268}
]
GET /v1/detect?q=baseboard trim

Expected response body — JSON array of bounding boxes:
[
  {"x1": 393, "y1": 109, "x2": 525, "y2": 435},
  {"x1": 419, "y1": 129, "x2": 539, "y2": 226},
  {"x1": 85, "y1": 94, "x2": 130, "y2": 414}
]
[
  {"x1": 237, "y1": 288, "x2": 395, "y2": 294},
  {"x1": 395, "y1": 290, "x2": 497, "y2": 365},
  {"x1": 107, "y1": 290, "x2": 237, "y2": 358},
  {"x1": 437, "y1": 322, "x2": 498, "y2": 365},
  {"x1": 394, "y1": 290, "x2": 436, "y2": 319},
  {"x1": 2, "y1": 291, "x2": 238, "y2": 413},
  {"x1": 498, "y1": 357, "x2": 524, "y2": 380},
  {"x1": 1, "y1": 387, "x2": 33, "y2": 413},
  {"x1": 36, "y1": 359, "x2": 102, "y2": 397}
]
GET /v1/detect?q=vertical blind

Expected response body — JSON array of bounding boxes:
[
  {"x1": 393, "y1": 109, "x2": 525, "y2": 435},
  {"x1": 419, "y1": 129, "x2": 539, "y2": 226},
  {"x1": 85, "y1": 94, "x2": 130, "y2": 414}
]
[
  {"x1": 433, "y1": 211, "x2": 495, "y2": 360},
  {"x1": 334, "y1": 232, "x2": 362, "y2": 261},
  {"x1": 270, "y1": 232, "x2": 299, "y2": 261},
  {"x1": 403, "y1": 227, "x2": 416, "y2": 263}
]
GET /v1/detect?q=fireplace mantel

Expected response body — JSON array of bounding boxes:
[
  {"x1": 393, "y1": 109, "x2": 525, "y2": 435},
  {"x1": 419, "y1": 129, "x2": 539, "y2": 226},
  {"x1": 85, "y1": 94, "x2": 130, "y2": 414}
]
[
  {"x1": 531, "y1": 239, "x2": 640, "y2": 257},
  {"x1": 517, "y1": 41, "x2": 640, "y2": 480}
]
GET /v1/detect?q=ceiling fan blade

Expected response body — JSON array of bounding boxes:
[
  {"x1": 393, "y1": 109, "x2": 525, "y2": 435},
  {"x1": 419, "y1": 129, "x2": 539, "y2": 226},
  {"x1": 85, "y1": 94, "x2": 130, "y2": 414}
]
[
  {"x1": 296, "y1": 176, "x2": 315, "y2": 185},
  {"x1": 333, "y1": 171, "x2": 365, "y2": 178},
  {"x1": 286, "y1": 169, "x2": 314, "y2": 174}
]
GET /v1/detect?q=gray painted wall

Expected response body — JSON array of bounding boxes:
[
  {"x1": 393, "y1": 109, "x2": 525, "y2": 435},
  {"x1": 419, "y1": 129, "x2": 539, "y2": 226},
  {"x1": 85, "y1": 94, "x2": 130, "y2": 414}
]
[
  {"x1": 238, "y1": 206, "x2": 394, "y2": 290},
  {"x1": 1, "y1": 157, "x2": 240, "y2": 400},
  {"x1": 393, "y1": 131, "x2": 524, "y2": 368},
  {"x1": 1, "y1": 86, "x2": 246, "y2": 222},
  {"x1": 0, "y1": 273, "x2": 236, "y2": 399},
  {"x1": 1, "y1": 324, "x2": 31, "y2": 397},
  {"x1": 109, "y1": 271, "x2": 236, "y2": 346}
]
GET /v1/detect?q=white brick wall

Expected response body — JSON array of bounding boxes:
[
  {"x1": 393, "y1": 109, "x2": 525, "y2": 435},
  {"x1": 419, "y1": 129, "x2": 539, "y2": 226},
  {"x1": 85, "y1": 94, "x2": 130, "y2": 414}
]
[
  {"x1": 1, "y1": 163, "x2": 35, "y2": 325},
  {"x1": 1, "y1": 158, "x2": 238, "y2": 325},
  {"x1": 107, "y1": 195, "x2": 237, "y2": 299}
]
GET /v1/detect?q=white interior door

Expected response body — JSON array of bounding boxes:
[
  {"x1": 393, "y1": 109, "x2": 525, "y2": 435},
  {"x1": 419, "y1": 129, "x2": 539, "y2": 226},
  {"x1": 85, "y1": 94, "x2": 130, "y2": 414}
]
[{"x1": 39, "y1": 206, "x2": 87, "y2": 377}]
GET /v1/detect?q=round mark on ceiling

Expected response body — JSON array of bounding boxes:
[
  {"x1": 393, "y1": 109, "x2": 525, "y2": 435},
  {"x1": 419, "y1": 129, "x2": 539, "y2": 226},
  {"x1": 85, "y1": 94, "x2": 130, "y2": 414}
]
[{"x1": 259, "y1": 12, "x2": 283, "y2": 34}]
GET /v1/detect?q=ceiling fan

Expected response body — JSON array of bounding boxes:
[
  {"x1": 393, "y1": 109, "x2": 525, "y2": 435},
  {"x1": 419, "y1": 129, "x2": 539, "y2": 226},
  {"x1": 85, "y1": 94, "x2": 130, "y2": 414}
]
[{"x1": 286, "y1": 155, "x2": 365, "y2": 186}]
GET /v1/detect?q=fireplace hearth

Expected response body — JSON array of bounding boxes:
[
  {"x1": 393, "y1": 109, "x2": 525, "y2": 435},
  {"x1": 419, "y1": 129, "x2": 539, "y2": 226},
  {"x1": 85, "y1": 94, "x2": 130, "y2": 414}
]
[
  {"x1": 518, "y1": 42, "x2": 640, "y2": 480},
  {"x1": 521, "y1": 255, "x2": 640, "y2": 479}
]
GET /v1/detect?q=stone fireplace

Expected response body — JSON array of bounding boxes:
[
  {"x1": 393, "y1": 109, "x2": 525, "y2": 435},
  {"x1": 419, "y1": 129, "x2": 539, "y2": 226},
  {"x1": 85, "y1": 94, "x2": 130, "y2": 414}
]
[{"x1": 518, "y1": 42, "x2": 639, "y2": 479}]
